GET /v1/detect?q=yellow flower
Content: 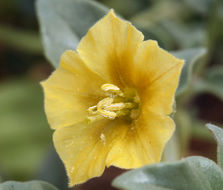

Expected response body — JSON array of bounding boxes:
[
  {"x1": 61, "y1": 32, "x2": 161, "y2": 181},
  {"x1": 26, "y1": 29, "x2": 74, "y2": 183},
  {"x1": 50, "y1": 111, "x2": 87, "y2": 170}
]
[{"x1": 41, "y1": 10, "x2": 184, "y2": 187}]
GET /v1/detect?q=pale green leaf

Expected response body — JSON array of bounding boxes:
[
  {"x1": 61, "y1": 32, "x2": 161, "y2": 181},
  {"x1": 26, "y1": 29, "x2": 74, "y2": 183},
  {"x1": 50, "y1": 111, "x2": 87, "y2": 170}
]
[
  {"x1": 207, "y1": 123, "x2": 223, "y2": 170},
  {"x1": 113, "y1": 156, "x2": 223, "y2": 190},
  {"x1": 36, "y1": 0, "x2": 109, "y2": 67},
  {"x1": 171, "y1": 47, "x2": 207, "y2": 95},
  {"x1": 0, "y1": 181, "x2": 58, "y2": 190}
]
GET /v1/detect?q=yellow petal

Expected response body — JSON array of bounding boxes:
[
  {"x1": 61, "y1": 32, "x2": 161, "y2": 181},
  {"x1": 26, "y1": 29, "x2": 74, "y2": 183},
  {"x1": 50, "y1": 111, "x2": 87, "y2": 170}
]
[
  {"x1": 131, "y1": 40, "x2": 184, "y2": 115},
  {"x1": 106, "y1": 110, "x2": 175, "y2": 168},
  {"x1": 77, "y1": 10, "x2": 144, "y2": 88},
  {"x1": 53, "y1": 119, "x2": 129, "y2": 186},
  {"x1": 41, "y1": 50, "x2": 106, "y2": 129},
  {"x1": 141, "y1": 61, "x2": 183, "y2": 115},
  {"x1": 53, "y1": 109, "x2": 174, "y2": 186}
]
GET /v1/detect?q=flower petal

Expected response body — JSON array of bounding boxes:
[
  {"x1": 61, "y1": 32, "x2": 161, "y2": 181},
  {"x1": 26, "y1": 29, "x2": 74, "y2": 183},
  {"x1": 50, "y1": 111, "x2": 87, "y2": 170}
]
[
  {"x1": 141, "y1": 62, "x2": 183, "y2": 115},
  {"x1": 106, "y1": 111, "x2": 175, "y2": 168},
  {"x1": 131, "y1": 40, "x2": 184, "y2": 115},
  {"x1": 41, "y1": 50, "x2": 106, "y2": 129},
  {"x1": 77, "y1": 10, "x2": 144, "y2": 88},
  {"x1": 53, "y1": 119, "x2": 129, "y2": 186}
]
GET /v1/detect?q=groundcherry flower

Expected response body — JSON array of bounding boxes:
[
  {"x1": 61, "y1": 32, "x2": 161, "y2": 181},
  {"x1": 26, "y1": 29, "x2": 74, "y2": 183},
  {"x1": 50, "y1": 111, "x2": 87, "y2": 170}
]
[{"x1": 41, "y1": 10, "x2": 184, "y2": 187}]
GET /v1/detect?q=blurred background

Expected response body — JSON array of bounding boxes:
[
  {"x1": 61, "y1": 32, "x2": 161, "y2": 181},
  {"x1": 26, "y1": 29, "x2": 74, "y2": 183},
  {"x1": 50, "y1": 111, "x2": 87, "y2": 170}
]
[{"x1": 0, "y1": 0, "x2": 222, "y2": 190}]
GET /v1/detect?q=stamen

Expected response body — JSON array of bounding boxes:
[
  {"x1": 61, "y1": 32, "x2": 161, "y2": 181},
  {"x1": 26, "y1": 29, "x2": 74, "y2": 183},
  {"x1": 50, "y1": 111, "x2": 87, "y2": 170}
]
[
  {"x1": 97, "y1": 97, "x2": 114, "y2": 108},
  {"x1": 97, "y1": 97, "x2": 117, "y2": 119},
  {"x1": 106, "y1": 103, "x2": 125, "y2": 111},
  {"x1": 88, "y1": 105, "x2": 98, "y2": 114},
  {"x1": 86, "y1": 83, "x2": 140, "y2": 123},
  {"x1": 98, "y1": 109, "x2": 117, "y2": 119},
  {"x1": 101, "y1": 83, "x2": 124, "y2": 97}
]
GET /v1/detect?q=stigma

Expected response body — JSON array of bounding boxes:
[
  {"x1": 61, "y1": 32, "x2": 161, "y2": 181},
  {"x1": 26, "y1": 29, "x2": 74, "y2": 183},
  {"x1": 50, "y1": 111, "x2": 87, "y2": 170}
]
[{"x1": 86, "y1": 83, "x2": 140, "y2": 123}]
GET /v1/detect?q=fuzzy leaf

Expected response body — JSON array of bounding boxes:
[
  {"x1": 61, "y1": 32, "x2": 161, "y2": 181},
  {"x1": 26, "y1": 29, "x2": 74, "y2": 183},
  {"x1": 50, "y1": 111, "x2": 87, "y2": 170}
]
[
  {"x1": 0, "y1": 181, "x2": 58, "y2": 190},
  {"x1": 171, "y1": 47, "x2": 207, "y2": 95},
  {"x1": 36, "y1": 0, "x2": 109, "y2": 67},
  {"x1": 207, "y1": 123, "x2": 223, "y2": 169},
  {"x1": 113, "y1": 156, "x2": 223, "y2": 190}
]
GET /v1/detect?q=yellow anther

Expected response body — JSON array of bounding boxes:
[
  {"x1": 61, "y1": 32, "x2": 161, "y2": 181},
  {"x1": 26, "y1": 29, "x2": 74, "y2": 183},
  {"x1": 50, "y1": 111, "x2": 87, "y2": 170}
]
[
  {"x1": 97, "y1": 97, "x2": 117, "y2": 119},
  {"x1": 101, "y1": 83, "x2": 124, "y2": 97},
  {"x1": 106, "y1": 103, "x2": 125, "y2": 111},
  {"x1": 97, "y1": 97, "x2": 114, "y2": 108},
  {"x1": 88, "y1": 105, "x2": 98, "y2": 114},
  {"x1": 86, "y1": 83, "x2": 140, "y2": 123},
  {"x1": 101, "y1": 83, "x2": 120, "y2": 91},
  {"x1": 98, "y1": 109, "x2": 117, "y2": 119}
]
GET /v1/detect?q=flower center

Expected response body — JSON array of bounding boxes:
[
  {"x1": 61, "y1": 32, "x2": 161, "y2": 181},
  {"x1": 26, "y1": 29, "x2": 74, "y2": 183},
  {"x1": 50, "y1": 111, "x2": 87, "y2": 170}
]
[{"x1": 86, "y1": 83, "x2": 140, "y2": 123}]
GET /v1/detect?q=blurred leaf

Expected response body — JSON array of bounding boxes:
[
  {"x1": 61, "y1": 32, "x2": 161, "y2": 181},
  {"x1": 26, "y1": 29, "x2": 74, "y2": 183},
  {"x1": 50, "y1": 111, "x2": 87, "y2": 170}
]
[
  {"x1": 160, "y1": 21, "x2": 205, "y2": 49},
  {"x1": 174, "y1": 109, "x2": 192, "y2": 156},
  {"x1": 0, "y1": 25, "x2": 42, "y2": 54},
  {"x1": 113, "y1": 156, "x2": 223, "y2": 190},
  {"x1": 205, "y1": 66, "x2": 223, "y2": 100},
  {"x1": 205, "y1": 0, "x2": 222, "y2": 73},
  {"x1": 99, "y1": 0, "x2": 149, "y2": 18},
  {"x1": 130, "y1": 1, "x2": 186, "y2": 28},
  {"x1": 136, "y1": 24, "x2": 175, "y2": 50},
  {"x1": 205, "y1": 66, "x2": 223, "y2": 99},
  {"x1": 163, "y1": 132, "x2": 180, "y2": 162},
  {"x1": 0, "y1": 181, "x2": 58, "y2": 190},
  {"x1": 36, "y1": 0, "x2": 109, "y2": 68},
  {"x1": 136, "y1": 20, "x2": 205, "y2": 50},
  {"x1": 171, "y1": 47, "x2": 207, "y2": 95},
  {"x1": 36, "y1": 147, "x2": 68, "y2": 190},
  {"x1": 0, "y1": 79, "x2": 51, "y2": 179},
  {"x1": 194, "y1": 66, "x2": 223, "y2": 101},
  {"x1": 182, "y1": 0, "x2": 213, "y2": 15},
  {"x1": 207, "y1": 123, "x2": 223, "y2": 169},
  {"x1": 191, "y1": 120, "x2": 213, "y2": 141}
]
